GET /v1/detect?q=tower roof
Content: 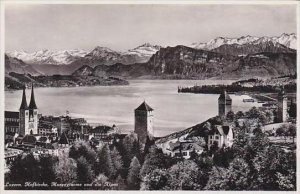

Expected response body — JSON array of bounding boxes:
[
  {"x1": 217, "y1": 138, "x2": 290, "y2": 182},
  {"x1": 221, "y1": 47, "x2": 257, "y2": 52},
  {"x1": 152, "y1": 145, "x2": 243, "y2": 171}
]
[
  {"x1": 58, "y1": 132, "x2": 69, "y2": 145},
  {"x1": 28, "y1": 83, "x2": 37, "y2": 109},
  {"x1": 135, "y1": 101, "x2": 153, "y2": 111},
  {"x1": 218, "y1": 90, "x2": 232, "y2": 100},
  {"x1": 19, "y1": 86, "x2": 28, "y2": 110}
]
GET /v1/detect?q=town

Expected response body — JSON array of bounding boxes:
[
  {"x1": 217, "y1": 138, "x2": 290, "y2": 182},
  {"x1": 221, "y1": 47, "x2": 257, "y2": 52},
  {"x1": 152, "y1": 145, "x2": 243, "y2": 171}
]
[{"x1": 4, "y1": 82, "x2": 296, "y2": 190}]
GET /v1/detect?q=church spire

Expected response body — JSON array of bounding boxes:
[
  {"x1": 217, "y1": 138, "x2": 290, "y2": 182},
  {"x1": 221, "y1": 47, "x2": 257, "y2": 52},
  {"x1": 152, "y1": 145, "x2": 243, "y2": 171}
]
[
  {"x1": 19, "y1": 86, "x2": 28, "y2": 110},
  {"x1": 28, "y1": 83, "x2": 37, "y2": 109}
]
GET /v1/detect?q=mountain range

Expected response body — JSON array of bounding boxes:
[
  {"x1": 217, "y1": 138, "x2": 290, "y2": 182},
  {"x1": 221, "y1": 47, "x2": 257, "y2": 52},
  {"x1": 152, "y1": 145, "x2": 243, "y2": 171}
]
[
  {"x1": 5, "y1": 33, "x2": 297, "y2": 80},
  {"x1": 190, "y1": 33, "x2": 297, "y2": 50},
  {"x1": 7, "y1": 43, "x2": 161, "y2": 66}
]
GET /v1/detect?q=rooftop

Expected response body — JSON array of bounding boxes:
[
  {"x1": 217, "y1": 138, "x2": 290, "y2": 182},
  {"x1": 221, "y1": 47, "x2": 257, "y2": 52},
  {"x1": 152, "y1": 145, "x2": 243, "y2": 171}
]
[
  {"x1": 5, "y1": 111, "x2": 19, "y2": 119},
  {"x1": 135, "y1": 101, "x2": 154, "y2": 111}
]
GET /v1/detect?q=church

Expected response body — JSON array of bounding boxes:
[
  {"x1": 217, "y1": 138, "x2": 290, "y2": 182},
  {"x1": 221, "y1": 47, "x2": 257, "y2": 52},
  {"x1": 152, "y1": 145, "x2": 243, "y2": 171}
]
[{"x1": 5, "y1": 84, "x2": 39, "y2": 136}]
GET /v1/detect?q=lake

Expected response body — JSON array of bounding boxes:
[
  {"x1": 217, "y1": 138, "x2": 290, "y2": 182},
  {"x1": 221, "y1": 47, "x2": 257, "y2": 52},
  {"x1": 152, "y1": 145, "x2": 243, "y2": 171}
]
[{"x1": 5, "y1": 80, "x2": 262, "y2": 137}]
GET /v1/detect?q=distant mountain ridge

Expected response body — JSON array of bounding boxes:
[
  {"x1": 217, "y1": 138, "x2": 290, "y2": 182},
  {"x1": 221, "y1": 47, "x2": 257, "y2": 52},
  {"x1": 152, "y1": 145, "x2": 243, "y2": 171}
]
[
  {"x1": 72, "y1": 45, "x2": 296, "y2": 80},
  {"x1": 190, "y1": 33, "x2": 297, "y2": 50},
  {"x1": 7, "y1": 49, "x2": 89, "y2": 65},
  {"x1": 5, "y1": 33, "x2": 297, "y2": 79},
  {"x1": 7, "y1": 43, "x2": 161, "y2": 66}
]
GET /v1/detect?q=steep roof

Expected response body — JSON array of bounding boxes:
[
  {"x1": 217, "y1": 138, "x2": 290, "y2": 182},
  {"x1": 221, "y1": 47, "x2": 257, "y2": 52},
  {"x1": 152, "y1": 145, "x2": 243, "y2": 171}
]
[
  {"x1": 135, "y1": 101, "x2": 153, "y2": 111},
  {"x1": 218, "y1": 90, "x2": 232, "y2": 101},
  {"x1": 5, "y1": 111, "x2": 19, "y2": 119},
  {"x1": 19, "y1": 87, "x2": 28, "y2": 110},
  {"x1": 28, "y1": 84, "x2": 37, "y2": 109},
  {"x1": 210, "y1": 125, "x2": 231, "y2": 136},
  {"x1": 58, "y1": 132, "x2": 69, "y2": 145}
]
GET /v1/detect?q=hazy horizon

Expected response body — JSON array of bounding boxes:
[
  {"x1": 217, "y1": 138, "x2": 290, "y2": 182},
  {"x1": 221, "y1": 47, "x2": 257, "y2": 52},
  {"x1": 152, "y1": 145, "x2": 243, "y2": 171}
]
[{"x1": 5, "y1": 4, "x2": 297, "y2": 52}]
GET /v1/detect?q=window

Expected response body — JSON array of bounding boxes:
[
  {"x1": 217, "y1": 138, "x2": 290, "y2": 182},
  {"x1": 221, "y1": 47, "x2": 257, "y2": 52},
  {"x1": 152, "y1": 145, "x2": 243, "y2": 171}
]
[
  {"x1": 215, "y1": 136, "x2": 219, "y2": 140},
  {"x1": 183, "y1": 152, "x2": 187, "y2": 156}
]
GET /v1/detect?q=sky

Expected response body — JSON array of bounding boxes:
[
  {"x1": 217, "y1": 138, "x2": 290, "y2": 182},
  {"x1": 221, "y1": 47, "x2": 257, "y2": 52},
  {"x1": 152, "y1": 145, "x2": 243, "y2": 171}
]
[{"x1": 5, "y1": 4, "x2": 297, "y2": 52}]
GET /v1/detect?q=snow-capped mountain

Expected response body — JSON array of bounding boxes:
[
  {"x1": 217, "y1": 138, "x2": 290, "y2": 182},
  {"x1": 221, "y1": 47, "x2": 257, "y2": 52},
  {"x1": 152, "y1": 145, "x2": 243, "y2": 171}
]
[
  {"x1": 191, "y1": 33, "x2": 297, "y2": 50},
  {"x1": 7, "y1": 43, "x2": 161, "y2": 66},
  {"x1": 7, "y1": 49, "x2": 89, "y2": 65},
  {"x1": 124, "y1": 43, "x2": 161, "y2": 57},
  {"x1": 85, "y1": 46, "x2": 121, "y2": 60}
]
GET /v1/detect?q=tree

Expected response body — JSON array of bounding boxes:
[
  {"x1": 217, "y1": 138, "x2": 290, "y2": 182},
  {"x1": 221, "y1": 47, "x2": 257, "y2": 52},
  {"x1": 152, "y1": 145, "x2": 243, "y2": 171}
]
[
  {"x1": 39, "y1": 155, "x2": 57, "y2": 185},
  {"x1": 7, "y1": 153, "x2": 41, "y2": 184},
  {"x1": 276, "y1": 126, "x2": 285, "y2": 137},
  {"x1": 204, "y1": 166, "x2": 228, "y2": 190},
  {"x1": 253, "y1": 124, "x2": 263, "y2": 135},
  {"x1": 122, "y1": 132, "x2": 137, "y2": 167},
  {"x1": 115, "y1": 175, "x2": 126, "y2": 190},
  {"x1": 226, "y1": 111, "x2": 235, "y2": 122},
  {"x1": 127, "y1": 156, "x2": 141, "y2": 190},
  {"x1": 253, "y1": 145, "x2": 296, "y2": 190},
  {"x1": 76, "y1": 156, "x2": 95, "y2": 184},
  {"x1": 288, "y1": 101, "x2": 296, "y2": 118},
  {"x1": 205, "y1": 158, "x2": 251, "y2": 190},
  {"x1": 288, "y1": 124, "x2": 296, "y2": 143},
  {"x1": 140, "y1": 147, "x2": 168, "y2": 177},
  {"x1": 235, "y1": 111, "x2": 245, "y2": 119},
  {"x1": 110, "y1": 147, "x2": 124, "y2": 177},
  {"x1": 166, "y1": 160, "x2": 201, "y2": 190},
  {"x1": 54, "y1": 152, "x2": 77, "y2": 184},
  {"x1": 92, "y1": 174, "x2": 110, "y2": 190},
  {"x1": 246, "y1": 107, "x2": 260, "y2": 119},
  {"x1": 213, "y1": 148, "x2": 234, "y2": 168},
  {"x1": 143, "y1": 135, "x2": 154, "y2": 161},
  {"x1": 276, "y1": 124, "x2": 289, "y2": 142},
  {"x1": 131, "y1": 139, "x2": 143, "y2": 163},
  {"x1": 140, "y1": 169, "x2": 169, "y2": 190},
  {"x1": 96, "y1": 144, "x2": 116, "y2": 178},
  {"x1": 69, "y1": 140, "x2": 97, "y2": 167}
]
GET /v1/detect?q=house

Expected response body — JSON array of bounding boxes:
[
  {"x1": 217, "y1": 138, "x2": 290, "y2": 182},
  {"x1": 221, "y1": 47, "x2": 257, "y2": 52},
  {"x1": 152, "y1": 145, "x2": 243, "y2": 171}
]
[
  {"x1": 207, "y1": 125, "x2": 234, "y2": 150},
  {"x1": 5, "y1": 111, "x2": 20, "y2": 134},
  {"x1": 4, "y1": 148, "x2": 23, "y2": 173},
  {"x1": 169, "y1": 141, "x2": 204, "y2": 159},
  {"x1": 38, "y1": 122, "x2": 58, "y2": 136},
  {"x1": 89, "y1": 125, "x2": 113, "y2": 140}
]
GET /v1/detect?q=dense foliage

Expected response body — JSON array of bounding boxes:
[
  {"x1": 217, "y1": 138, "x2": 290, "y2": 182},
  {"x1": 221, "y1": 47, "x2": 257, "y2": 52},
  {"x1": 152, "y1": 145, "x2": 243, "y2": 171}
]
[{"x1": 6, "y1": 123, "x2": 296, "y2": 190}]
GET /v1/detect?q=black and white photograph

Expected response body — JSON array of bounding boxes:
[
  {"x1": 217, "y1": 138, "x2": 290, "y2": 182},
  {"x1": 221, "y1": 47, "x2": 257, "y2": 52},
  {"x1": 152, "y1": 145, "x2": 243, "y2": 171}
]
[{"x1": 1, "y1": 1, "x2": 298, "y2": 192}]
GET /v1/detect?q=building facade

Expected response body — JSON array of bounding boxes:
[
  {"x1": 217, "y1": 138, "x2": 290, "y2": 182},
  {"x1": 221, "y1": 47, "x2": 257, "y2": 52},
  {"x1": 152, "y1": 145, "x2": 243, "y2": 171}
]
[
  {"x1": 277, "y1": 88, "x2": 288, "y2": 123},
  {"x1": 207, "y1": 125, "x2": 234, "y2": 150},
  {"x1": 5, "y1": 111, "x2": 20, "y2": 134},
  {"x1": 134, "y1": 101, "x2": 154, "y2": 144},
  {"x1": 218, "y1": 91, "x2": 232, "y2": 117}
]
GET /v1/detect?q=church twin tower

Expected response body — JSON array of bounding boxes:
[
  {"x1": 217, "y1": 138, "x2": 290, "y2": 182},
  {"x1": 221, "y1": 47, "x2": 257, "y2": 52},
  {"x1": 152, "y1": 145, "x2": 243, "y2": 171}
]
[{"x1": 19, "y1": 84, "x2": 38, "y2": 136}]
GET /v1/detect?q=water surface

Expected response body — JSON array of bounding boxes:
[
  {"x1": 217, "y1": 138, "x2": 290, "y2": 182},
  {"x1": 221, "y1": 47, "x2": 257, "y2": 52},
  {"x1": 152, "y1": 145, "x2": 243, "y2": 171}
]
[{"x1": 5, "y1": 80, "x2": 261, "y2": 137}]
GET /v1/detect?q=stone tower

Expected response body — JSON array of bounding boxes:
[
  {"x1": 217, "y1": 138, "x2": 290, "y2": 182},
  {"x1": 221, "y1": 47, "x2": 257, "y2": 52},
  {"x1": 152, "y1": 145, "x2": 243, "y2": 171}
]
[
  {"x1": 28, "y1": 84, "x2": 38, "y2": 134},
  {"x1": 134, "y1": 101, "x2": 154, "y2": 144},
  {"x1": 19, "y1": 87, "x2": 29, "y2": 136},
  {"x1": 218, "y1": 90, "x2": 232, "y2": 117},
  {"x1": 277, "y1": 88, "x2": 288, "y2": 123}
]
